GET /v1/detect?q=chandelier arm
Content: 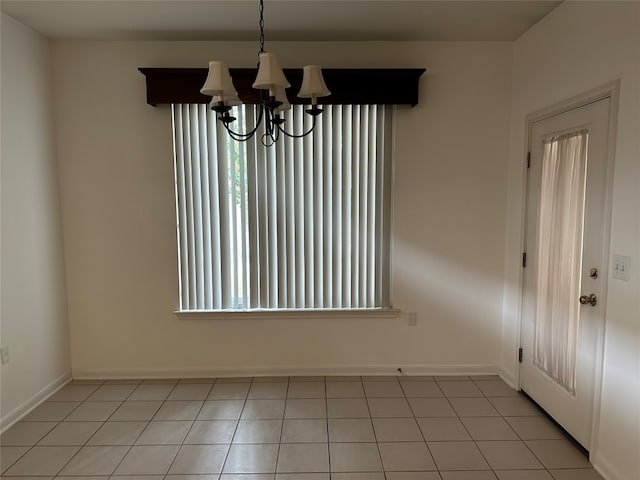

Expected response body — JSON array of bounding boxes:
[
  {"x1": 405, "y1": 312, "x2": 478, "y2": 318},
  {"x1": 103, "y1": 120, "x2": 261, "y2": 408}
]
[
  {"x1": 227, "y1": 131, "x2": 253, "y2": 143},
  {"x1": 224, "y1": 123, "x2": 258, "y2": 142},
  {"x1": 220, "y1": 122, "x2": 258, "y2": 140},
  {"x1": 219, "y1": 120, "x2": 255, "y2": 140},
  {"x1": 275, "y1": 114, "x2": 318, "y2": 139},
  {"x1": 218, "y1": 104, "x2": 266, "y2": 139}
]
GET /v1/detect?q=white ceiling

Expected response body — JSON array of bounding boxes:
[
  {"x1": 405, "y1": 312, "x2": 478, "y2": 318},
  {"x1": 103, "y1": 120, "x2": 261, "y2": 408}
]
[{"x1": 0, "y1": 0, "x2": 561, "y2": 42}]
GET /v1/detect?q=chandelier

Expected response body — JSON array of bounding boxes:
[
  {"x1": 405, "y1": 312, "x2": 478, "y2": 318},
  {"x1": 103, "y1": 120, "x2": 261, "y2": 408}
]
[{"x1": 200, "y1": 0, "x2": 331, "y2": 146}]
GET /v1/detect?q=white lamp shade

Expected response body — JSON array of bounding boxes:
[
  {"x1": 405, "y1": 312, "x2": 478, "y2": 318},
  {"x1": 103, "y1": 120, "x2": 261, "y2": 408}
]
[
  {"x1": 211, "y1": 93, "x2": 242, "y2": 107},
  {"x1": 253, "y1": 52, "x2": 290, "y2": 91},
  {"x1": 274, "y1": 88, "x2": 291, "y2": 113},
  {"x1": 201, "y1": 61, "x2": 237, "y2": 96},
  {"x1": 298, "y1": 65, "x2": 330, "y2": 98}
]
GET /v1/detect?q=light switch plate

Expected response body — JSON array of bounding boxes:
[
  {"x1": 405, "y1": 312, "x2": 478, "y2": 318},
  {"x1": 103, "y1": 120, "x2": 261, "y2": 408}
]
[{"x1": 612, "y1": 254, "x2": 630, "y2": 281}]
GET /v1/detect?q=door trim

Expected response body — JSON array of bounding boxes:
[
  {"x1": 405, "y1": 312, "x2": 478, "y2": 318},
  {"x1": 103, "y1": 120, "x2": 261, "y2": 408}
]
[{"x1": 517, "y1": 80, "x2": 619, "y2": 454}]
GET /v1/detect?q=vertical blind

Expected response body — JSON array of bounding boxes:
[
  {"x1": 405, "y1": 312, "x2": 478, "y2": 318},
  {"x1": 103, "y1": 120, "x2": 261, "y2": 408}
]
[
  {"x1": 172, "y1": 103, "x2": 393, "y2": 311},
  {"x1": 534, "y1": 129, "x2": 589, "y2": 394}
]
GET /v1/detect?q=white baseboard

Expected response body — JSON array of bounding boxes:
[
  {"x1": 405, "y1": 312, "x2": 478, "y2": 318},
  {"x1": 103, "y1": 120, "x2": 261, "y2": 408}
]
[
  {"x1": 499, "y1": 366, "x2": 518, "y2": 390},
  {"x1": 1, "y1": 371, "x2": 71, "y2": 433},
  {"x1": 591, "y1": 451, "x2": 625, "y2": 480},
  {"x1": 73, "y1": 363, "x2": 498, "y2": 380}
]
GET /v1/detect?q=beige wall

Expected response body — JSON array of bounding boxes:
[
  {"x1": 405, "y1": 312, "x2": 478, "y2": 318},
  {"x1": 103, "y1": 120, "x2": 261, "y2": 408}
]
[
  {"x1": 51, "y1": 40, "x2": 511, "y2": 378},
  {"x1": 502, "y1": 2, "x2": 640, "y2": 479},
  {"x1": 0, "y1": 13, "x2": 71, "y2": 428}
]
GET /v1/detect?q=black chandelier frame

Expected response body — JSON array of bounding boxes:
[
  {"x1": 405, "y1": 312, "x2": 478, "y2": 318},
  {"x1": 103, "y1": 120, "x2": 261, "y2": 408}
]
[{"x1": 210, "y1": 0, "x2": 324, "y2": 146}]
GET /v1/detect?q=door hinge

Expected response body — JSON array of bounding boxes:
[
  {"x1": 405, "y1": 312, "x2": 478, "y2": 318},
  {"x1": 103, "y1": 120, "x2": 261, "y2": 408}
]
[
  {"x1": 526, "y1": 152, "x2": 531, "y2": 168},
  {"x1": 518, "y1": 347, "x2": 523, "y2": 363},
  {"x1": 522, "y1": 252, "x2": 527, "y2": 268}
]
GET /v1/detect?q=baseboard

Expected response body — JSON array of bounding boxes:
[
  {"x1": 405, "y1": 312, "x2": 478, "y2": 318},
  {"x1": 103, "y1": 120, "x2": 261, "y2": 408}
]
[
  {"x1": 73, "y1": 363, "x2": 498, "y2": 380},
  {"x1": 0, "y1": 371, "x2": 71, "y2": 433},
  {"x1": 499, "y1": 366, "x2": 518, "y2": 390},
  {"x1": 591, "y1": 451, "x2": 626, "y2": 480}
]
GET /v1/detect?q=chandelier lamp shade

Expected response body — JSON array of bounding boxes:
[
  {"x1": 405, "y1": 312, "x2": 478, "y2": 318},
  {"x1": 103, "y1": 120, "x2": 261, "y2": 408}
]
[
  {"x1": 251, "y1": 52, "x2": 290, "y2": 91},
  {"x1": 200, "y1": 0, "x2": 331, "y2": 146}
]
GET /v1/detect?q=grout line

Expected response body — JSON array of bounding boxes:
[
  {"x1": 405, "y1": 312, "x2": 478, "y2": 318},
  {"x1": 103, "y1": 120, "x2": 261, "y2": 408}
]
[
  {"x1": 361, "y1": 376, "x2": 388, "y2": 479},
  {"x1": 447, "y1": 390, "x2": 497, "y2": 475},
  {"x1": 473, "y1": 377, "x2": 556, "y2": 476},
  {"x1": 477, "y1": 384, "x2": 559, "y2": 476},
  {"x1": 323, "y1": 377, "x2": 331, "y2": 479},
  {"x1": 411, "y1": 380, "x2": 442, "y2": 473},
  {"x1": 2, "y1": 383, "x2": 103, "y2": 476},
  {"x1": 273, "y1": 377, "x2": 291, "y2": 476},
  {"x1": 162, "y1": 377, "x2": 220, "y2": 476},
  {"x1": 217, "y1": 376, "x2": 259, "y2": 475},
  {"x1": 107, "y1": 380, "x2": 182, "y2": 476},
  {"x1": 0, "y1": 405, "x2": 74, "y2": 474},
  {"x1": 161, "y1": 379, "x2": 216, "y2": 475}
]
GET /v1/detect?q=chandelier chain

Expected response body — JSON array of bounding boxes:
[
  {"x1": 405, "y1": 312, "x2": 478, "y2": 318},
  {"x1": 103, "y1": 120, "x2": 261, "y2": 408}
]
[
  {"x1": 258, "y1": 0, "x2": 265, "y2": 54},
  {"x1": 207, "y1": 0, "x2": 327, "y2": 146}
]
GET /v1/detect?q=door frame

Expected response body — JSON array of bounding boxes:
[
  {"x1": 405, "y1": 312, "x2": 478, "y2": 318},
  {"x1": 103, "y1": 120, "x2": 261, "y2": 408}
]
[{"x1": 517, "y1": 81, "x2": 619, "y2": 454}]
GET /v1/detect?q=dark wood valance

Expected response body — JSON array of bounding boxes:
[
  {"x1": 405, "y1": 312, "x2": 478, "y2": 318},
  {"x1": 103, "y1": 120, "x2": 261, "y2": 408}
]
[{"x1": 139, "y1": 67, "x2": 425, "y2": 107}]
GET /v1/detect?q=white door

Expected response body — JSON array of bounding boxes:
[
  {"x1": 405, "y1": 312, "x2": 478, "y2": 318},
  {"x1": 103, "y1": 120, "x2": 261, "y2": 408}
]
[{"x1": 520, "y1": 97, "x2": 612, "y2": 450}]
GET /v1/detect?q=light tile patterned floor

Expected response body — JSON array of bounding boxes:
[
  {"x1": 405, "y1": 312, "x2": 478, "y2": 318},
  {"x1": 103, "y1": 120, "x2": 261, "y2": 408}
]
[{"x1": 1, "y1": 375, "x2": 603, "y2": 479}]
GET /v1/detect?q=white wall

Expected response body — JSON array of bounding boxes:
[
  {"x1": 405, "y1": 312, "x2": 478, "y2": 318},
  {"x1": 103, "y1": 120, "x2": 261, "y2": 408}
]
[
  {"x1": 501, "y1": 2, "x2": 640, "y2": 479},
  {"x1": 0, "y1": 13, "x2": 71, "y2": 429},
  {"x1": 50, "y1": 40, "x2": 512, "y2": 378}
]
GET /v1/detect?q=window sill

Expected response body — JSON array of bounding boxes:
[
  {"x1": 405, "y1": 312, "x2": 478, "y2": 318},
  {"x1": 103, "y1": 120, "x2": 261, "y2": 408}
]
[{"x1": 174, "y1": 308, "x2": 402, "y2": 321}]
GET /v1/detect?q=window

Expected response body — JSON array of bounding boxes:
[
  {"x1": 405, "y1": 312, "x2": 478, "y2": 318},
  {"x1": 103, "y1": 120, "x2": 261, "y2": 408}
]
[{"x1": 172, "y1": 103, "x2": 393, "y2": 311}]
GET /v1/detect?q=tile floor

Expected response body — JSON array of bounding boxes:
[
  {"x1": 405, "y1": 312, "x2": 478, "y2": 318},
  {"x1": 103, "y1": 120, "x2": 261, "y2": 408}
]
[{"x1": 1, "y1": 375, "x2": 604, "y2": 479}]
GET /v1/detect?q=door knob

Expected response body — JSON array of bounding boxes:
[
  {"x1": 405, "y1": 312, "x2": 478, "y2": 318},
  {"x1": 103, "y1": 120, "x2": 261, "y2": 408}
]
[{"x1": 579, "y1": 294, "x2": 597, "y2": 306}]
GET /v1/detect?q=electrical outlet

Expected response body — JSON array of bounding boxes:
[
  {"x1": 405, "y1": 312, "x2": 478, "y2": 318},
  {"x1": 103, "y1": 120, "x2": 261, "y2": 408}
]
[
  {"x1": 407, "y1": 312, "x2": 417, "y2": 326},
  {"x1": 613, "y1": 254, "x2": 630, "y2": 281},
  {"x1": 0, "y1": 346, "x2": 9, "y2": 365}
]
